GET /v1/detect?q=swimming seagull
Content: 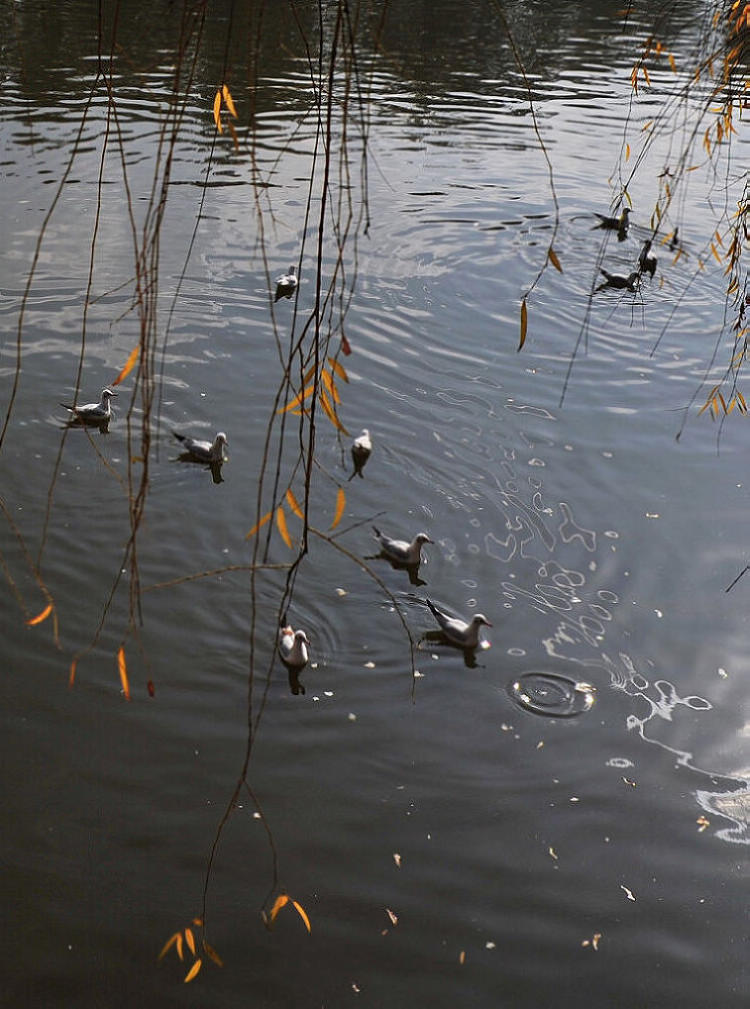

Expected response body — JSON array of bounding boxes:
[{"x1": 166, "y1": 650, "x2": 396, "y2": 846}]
[
  {"x1": 638, "y1": 239, "x2": 657, "y2": 277},
  {"x1": 372, "y1": 526, "x2": 432, "y2": 566},
  {"x1": 172, "y1": 430, "x2": 228, "y2": 463},
  {"x1": 275, "y1": 265, "x2": 298, "y2": 302},
  {"x1": 278, "y1": 626, "x2": 310, "y2": 670},
  {"x1": 596, "y1": 269, "x2": 640, "y2": 292},
  {"x1": 60, "y1": 387, "x2": 117, "y2": 422},
  {"x1": 593, "y1": 206, "x2": 631, "y2": 236},
  {"x1": 350, "y1": 428, "x2": 372, "y2": 478},
  {"x1": 425, "y1": 598, "x2": 492, "y2": 650}
]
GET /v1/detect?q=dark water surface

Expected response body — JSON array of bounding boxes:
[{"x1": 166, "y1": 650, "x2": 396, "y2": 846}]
[{"x1": 2, "y1": 1, "x2": 748, "y2": 1006}]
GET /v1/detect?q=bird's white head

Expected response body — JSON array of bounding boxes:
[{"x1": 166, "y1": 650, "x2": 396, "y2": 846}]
[
  {"x1": 102, "y1": 388, "x2": 117, "y2": 400},
  {"x1": 415, "y1": 533, "x2": 433, "y2": 545},
  {"x1": 474, "y1": 614, "x2": 492, "y2": 627}
]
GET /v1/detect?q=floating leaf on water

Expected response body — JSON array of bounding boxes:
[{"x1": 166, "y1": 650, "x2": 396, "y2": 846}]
[
  {"x1": 386, "y1": 908, "x2": 398, "y2": 926},
  {"x1": 620, "y1": 884, "x2": 636, "y2": 901},
  {"x1": 26, "y1": 603, "x2": 53, "y2": 626},
  {"x1": 548, "y1": 847, "x2": 558, "y2": 860},
  {"x1": 335, "y1": 588, "x2": 347, "y2": 596},
  {"x1": 69, "y1": 658, "x2": 77, "y2": 688},
  {"x1": 364, "y1": 661, "x2": 375, "y2": 668},
  {"x1": 622, "y1": 776, "x2": 637, "y2": 788},
  {"x1": 147, "y1": 679, "x2": 155, "y2": 697},
  {"x1": 393, "y1": 853, "x2": 402, "y2": 868},
  {"x1": 697, "y1": 816, "x2": 710, "y2": 832},
  {"x1": 184, "y1": 958, "x2": 202, "y2": 983}
]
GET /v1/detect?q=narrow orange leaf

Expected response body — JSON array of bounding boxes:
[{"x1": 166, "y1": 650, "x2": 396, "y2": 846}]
[
  {"x1": 286, "y1": 488, "x2": 304, "y2": 519},
  {"x1": 519, "y1": 299, "x2": 528, "y2": 350},
  {"x1": 291, "y1": 900, "x2": 312, "y2": 933},
  {"x1": 278, "y1": 384, "x2": 315, "y2": 414},
  {"x1": 213, "y1": 90, "x2": 223, "y2": 133},
  {"x1": 331, "y1": 487, "x2": 346, "y2": 530},
  {"x1": 69, "y1": 657, "x2": 77, "y2": 688},
  {"x1": 227, "y1": 120, "x2": 239, "y2": 152},
  {"x1": 203, "y1": 942, "x2": 224, "y2": 967},
  {"x1": 26, "y1": 602, "x2": 53, "y2": 626},
  {"x1": 158, "y1": 933, "x2": 180, "y2": 961},
  {"x1": 269, "y1": 894, "x2": 289, "y2": 923},
  {"x1": 221, "y1": 84, "x2": 238, "y2": 118},
  {"x1": 710, "y1": 242, "x2": 722, "y2": 266},
  {"x1": 320, "y1": 391, "x2": 349, "y2": 434},
  {"x1": 184, "y1": 928, "x2": 196, "y2": 956},
  {"x1": 321, "y1": 368, "x2": 341, "y2": 404},
  {"x1": 117, "y1": 647, "x2": 130, "y2": 701},
  {"x1": 176, "y1": 932, "x2": 184, "y2": 961},
  {"x1": 547, "y1": 247, "x2": 563, "y2": 273},
  {"x1": 184, "y1": 959, "x2": 202, "y2": 983},
  {"x1": 341, "y1": 334, "x2": 352, "y2": 355},
  {"x1": 113, "y1": 344, "x2": 139, "y2": 386},
  {"x1": 276, "y1": 507, "x2": 292, "y2": 549},
  {"x1": 246, "y1": 511, "x2": 272, "y2": 539},
  {"x1": 642, "y1": 65, "x2": 651, "y2": 86},
  {"x1": 625, "y1": 142, "x2": 631, "y2": 162},
  {"x1": 328, "y1": 356, "x2": 349, "y2": 382}
]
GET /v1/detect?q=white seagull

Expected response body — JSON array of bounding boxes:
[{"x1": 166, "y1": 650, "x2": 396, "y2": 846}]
[
  {"x1": 278, "y1": 626, "x2": 310, "y2": 670},
  {"x1": 275, "y1": 265, "x2": 298, "y2": 302},
  {"x1": 426, "y1": 598, "x2": 492, "y2": 650},
  {"x1": 350, "y1": 428, "x2": 372, "y2": 477},
  {"x1": 172, "y1": 430, "x2": 228, "y2": 463},
  {"x1": 373, "y1": 526, "x2": 432, "y2": 566},
  {"x1": 60, "y1": 387, "x2": 117, "y2": 421},
  {"x1": 638, "y1": 239, "x2": 657, "y2": 277}
]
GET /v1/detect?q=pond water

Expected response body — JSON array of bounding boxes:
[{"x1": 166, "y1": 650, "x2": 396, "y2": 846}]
[{"x1": 2, "y1": 1, "x2": 748, "y2": 1006}]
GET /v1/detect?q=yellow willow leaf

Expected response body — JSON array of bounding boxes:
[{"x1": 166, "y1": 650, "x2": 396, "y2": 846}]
[
  {"x1": 286, "y1": 488, "x2": 304, "y2": 519},
  {"x1": 331, "y1": 487, "x2": 346, "y2": 530},
  {"x1": 673, "y1": 248, "x2": 684, "y2": 265},
  {"x1": 327, "y1": 356, "x2": 349, "y2": 382},
  {"x1": 213, "y1": 90, "x2": 223, "y2": 133},
  {"x1": 184, "y1": 928, "x2": 196, "y2": 956},
  {"x1": 117, "y1": 647, "x2": 130, "y2": 701},
  {"x1": 203, "y1": 941, "x2": 224, "y2": 967},
  {"x1": 319, "y1": 391, "x2": 349, "y2": 434},
  {"x1": 728, "y1": 397, "x2": 737, "y2": 414},
  {"x1": 641, "y1": 119, "x2": 653, "y2": 132},
  {"x1": 668, "y1": 52, "x2": 677, "y2": 72},
  {"x1": 714, "y1": 229, "x2": 724, "y2": 248},
  {"x1": 246, "y1": 510, "x2": 271, "y2": 540},
  {"x1": 738, "y1": 391, "x2": 747, "y2": 412},
  {"x1": 26, "y1": 602, "x2": 53, "y2": 626},
  {"x1": 547, "y1": 247, "x2": 563, "y2": 273},
  {"x1": 184, "y1": 959, "x2": 202, "y2": 983},
  {"x1": 176, "y1": 933, "x2": 184, "y2": 961},
  {"x1": 221, "y1": 84, "x2": 237, "y2": 118},
  {"x1": 625, "y1": 143, "x2": 631, "y2": 161},
  {"x1": 113, "y1": 344, "x2": 139, "y2": 386},
  {"x1": 303, "y1": 363, "x2": 317, "y2": 385},
  {"x1": 642, "y1": 65, "x2": 651, "y2": 86},
  {"x1": 69, "y1": 658, "x2": 77, "y2": 688},
  {"x1": 269, "y1": 894, "x2": 289, "y2": 923},
  {"x1": 291, "y1": 900, "x2": 312, "y2": 933},
  {"x1": 158, "y1": 933, "x2": 180, "y2": 961},
  {"x1": 710, "y1": 243, "x2": 722, "y2": 266},
  {"x1": 227, "y1": 120, "x2": 239, "y2": 152},
  {"x1": 519, "y1": 299, "x2": 528, "y2": 350},
  {"x1": 321, "y1": 368, "x2": 341, "y2": 404},
  {"x1": 278, "y1": 384, "x2": 315, "y2": 414},
  {"x1": 719, "y1": 392, "x2": 728, "y2": 413},
  {"x1": 276, "y1": 507, "x2": 292, "y2": 549}
]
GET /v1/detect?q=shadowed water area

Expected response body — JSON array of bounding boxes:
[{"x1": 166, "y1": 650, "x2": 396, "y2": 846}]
[{"x1": 1, "y1": 1, "x2": 748, "y2": 1006}]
